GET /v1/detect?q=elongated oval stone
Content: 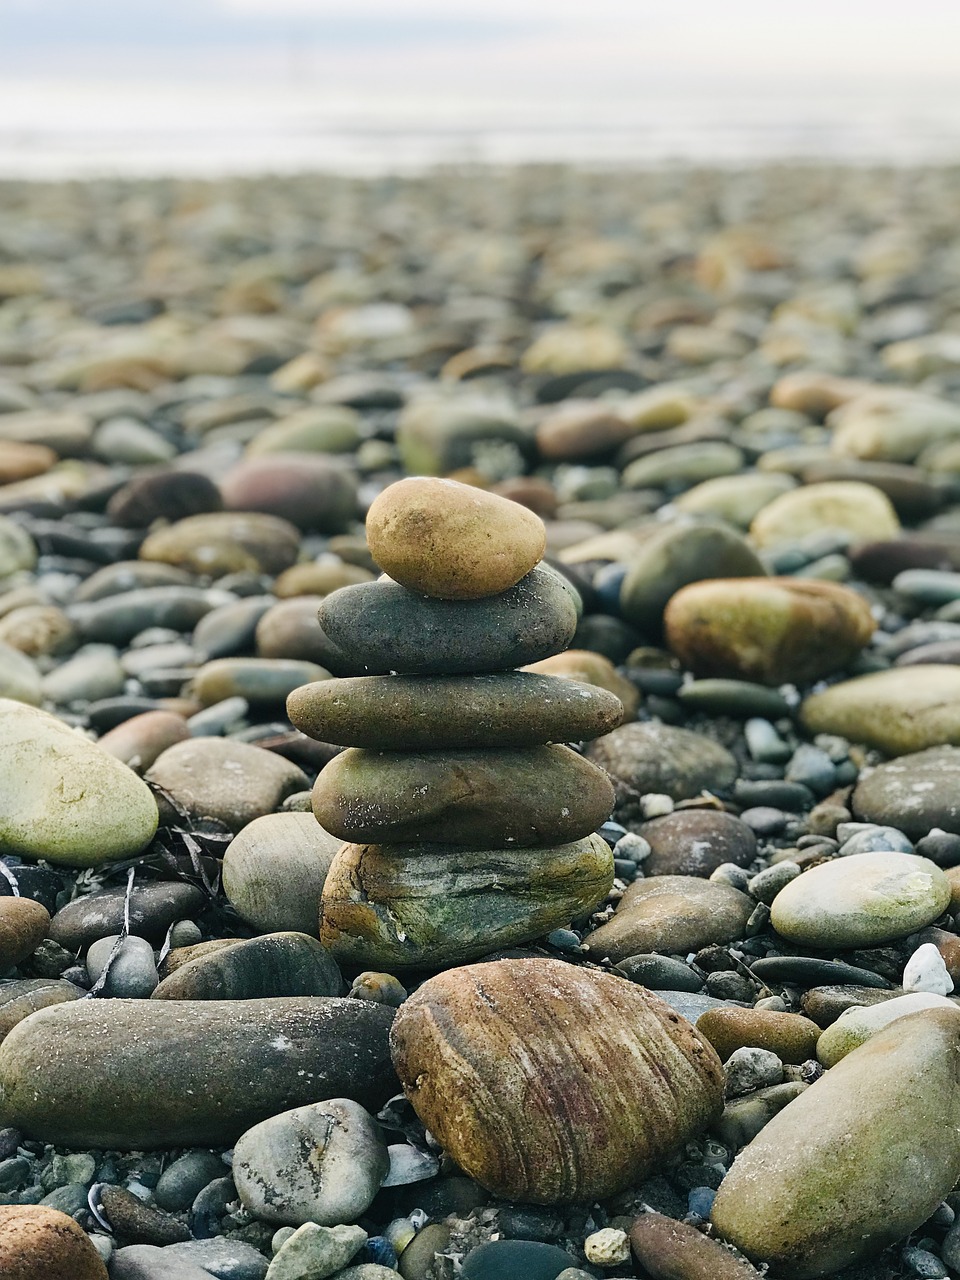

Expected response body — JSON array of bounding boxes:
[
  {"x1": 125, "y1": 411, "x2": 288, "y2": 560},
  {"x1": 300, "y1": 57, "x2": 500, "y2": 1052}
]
[
  {"x1": 390, "y1": 958, "x2": 724, "y2": 1204},
  {"x1": 366, "y1": 476, "x2": 546, "y2": 600},
  {"x1": 319, "y1": 835, "x2": 614, "y2": 969},
  {"x1": 0, "y1": 998, "x2": 396, "y2": 1148},
  {"x1": 769, "y1": 852, "x2": 951, "y2": 948},
  {"x1": 151, "y1": 932, "x2": 342, "y2": 1000},
  {"x1": 583, "y1": 876, "x2": 754, "y2": 964},
  {"x1": 318, "y1": 567, "x2": 578, "y2": 675},
  {"x1": 711, "y1": 1008, "x2": 960, "y2": 1277},
  {"x1": 0, "y1": 699, "x2": 158, "y2": 868},
  {"x1": 288, "y1": 673, "x2": 622, "y2": 750},
  {"x1": 312, "y1": 745, "x2": 614, "y2": 847}
]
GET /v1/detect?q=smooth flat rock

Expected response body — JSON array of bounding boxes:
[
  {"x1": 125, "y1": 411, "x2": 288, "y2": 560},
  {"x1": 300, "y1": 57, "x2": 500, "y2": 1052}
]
[
  {"x1": 664, "y1": 577, "x2": 875, "y2": 686},
  {"x1": 749, "y1": 480, "x2": 900, "y2": 547},
  {"x1": 0, "y1": 699, "x2": 158, "y2": 868},
  {"x1": 146, "y1": 738, "x2": 308, "y2": 833},
  {"x1": 0, "y1": 997, "x2": 396, "y2": 1148},
  {"x1": 816, "y1": 991, "x2": 957, "y2": 1066},
  {"x1": 852, "y1": 746, "x2": 960, "y2": 838},
  {"x1": 583, "y1": 876, "x2": 753, "y2": 964},
  {"x1": 801, "y1": 666, "x2": 960, "y2": 755},
  {"x1": 631, "y1": 1212, "x2": 762, "y2": 1280},
  {"x1": 770, "y1": 852, "x2": 951, "y2": 948},
  {"x1": 639, "y1": 809, "x2": 756, "y2": 878},
  {"x1": 288, "y1": 673, "x2": 622, "y2": 750},
  {"x1": 312, "y1": 745, "x2": 614, "y2": 847},
  {"x1": 48, "y1": 882, "x2": 204, "y2": 950},
  {"x1": 152, "y1": 932, "x2": 342, "y2": 1000},
  {"x1": 390, "y1": 958, "x2": 724, "y2": 1204},
  {"x1": 319, "y1": 835, "x2": 614, "y2": 969},
  {"x1": 585, "y1": 722, "x2": 738, "y2": 824},
  {"x1": 696, "y1": 1007, "x2": 821, "y2": 1065},
  {"x1": 365, "y1": 476, "x2": 546, "y2": 600},
  {"x1": 0, "y1": 979, "x2": 81, "y2": 1044},
  {"x1": 220, "y1": 453, "x2": 358, "y2": 533},
  {"x1": 234, "y1": 1098, "x2": 388, "y2": 1227},
  {"x1": 189, "y1": 658, "x2": 331, "y2": 707},
  {"x1": 139, "y1": 512, "x2": 300, "y2": 575},
  {"x1": 318, "y1": 566, "x2": 578, "y2": 675},
  {"x1": 222, "y1": 812, "x2": 343, "y2": 936},
  {"x1": 711, "y1": 1008, "x2": 960, "y2": 1277}
]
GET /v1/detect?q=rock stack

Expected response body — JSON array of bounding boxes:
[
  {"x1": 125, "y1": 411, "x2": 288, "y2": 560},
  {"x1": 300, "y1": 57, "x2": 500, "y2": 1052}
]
[{"x1": 288, "y1": 477, "x2": 624, "y2": 970}]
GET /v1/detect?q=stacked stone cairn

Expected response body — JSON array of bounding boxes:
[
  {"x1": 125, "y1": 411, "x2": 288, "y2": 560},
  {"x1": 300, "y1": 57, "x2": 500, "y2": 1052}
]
[{"x1": 287, "y1": 476, "x2": 624, "y2": 970}]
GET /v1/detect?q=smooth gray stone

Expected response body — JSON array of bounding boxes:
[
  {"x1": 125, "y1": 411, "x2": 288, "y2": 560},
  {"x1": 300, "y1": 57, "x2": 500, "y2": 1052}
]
[
  {"x1": 748, "y1": 956, "x2": 892, "y2": 989},
  {"x1": 49, "y1": 883, "x2": 205, "y2": 950},
  {"x1": 193, "y1": 596, "x2": 274, "y2": 659},
  {"x1": 152, "y1": 933, "x2": 342, "y2": 1001},
  {"x1": 0, "y1": 997, "x2": 396, "y2": 1148},
  {"x1": 318, "y1": 566, "x2": 578, "y2": 675},
  {"x1": 68, "y1": 587, "x2": 234, "y2": 644},
  {"x1": 614, "y1": 954, "x2": 704, "y2": 992},
  {"x1": 155, "y1": 1151, "x2": 227, "y2": 1212},
  {"x1": 655, "y1": 991, "x2": 733, "y2": 1021},
  {"x1": 111, "y1": 1244, "x2": 219, "y2": 1280},
  {"x1": 163, "y1": 1238, "x2": 270, "y2": 1280}
]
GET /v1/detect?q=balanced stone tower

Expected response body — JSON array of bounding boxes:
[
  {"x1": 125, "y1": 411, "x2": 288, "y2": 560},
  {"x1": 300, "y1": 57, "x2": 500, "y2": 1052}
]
[{"x1": 287, "y1": 477, "x2": 623, "y2": 970}]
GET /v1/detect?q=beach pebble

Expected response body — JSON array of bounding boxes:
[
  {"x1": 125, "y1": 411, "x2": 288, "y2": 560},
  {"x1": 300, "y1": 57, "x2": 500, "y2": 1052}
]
[
  {"x1": 801, "y1": 666, "x2": 960, "y2": 755},
  {"x1": 151, "y1": 932, "x2": 342, "y2": 1000},
  {"x1": 769, "y1": 851, "x2": 951, "y2": 948},
  {"x1": 222, "y1": 812, "x2": 341, "y2": 936},
  {"x1": 86, "y1": 935, "x2": 159, "y2": 997},
  {"x1": 0, "y1": 699, "x2": 158, "y2": 867},
  {"x1": 390, "y1": 958, "x2": 723, "y2": 1203},
  {"x1": 0, "y1": 1205, "x2": 108, "y2": 1279},
  {"x1": 903, "y1": 942, "x2": 954, "y2": 995},
  {"x1": 816, "y1": 992, "x2": 957, "y2": 1066},
  {"x1": 366, "y1": 476, "x2": 546, "y2": 600},
  {"x1": 264, "y1": 1222, "x2": 366, "y2": 1280},
  {"x1": 0, "y1": 997, "x2": 395, "y2": 1147},
  {"x1": 711, "y1": 1008, "x2": 960, "y2": 1276},
  {"x1": 584, "y1": 875, "x2": 753, "y2": 963},
  {"x1": 664, "y1": 577, "x2": 874, "y2": 685},
  {"x1": 233, "y1": 1098, "x2": 389, "y2": 1227}
]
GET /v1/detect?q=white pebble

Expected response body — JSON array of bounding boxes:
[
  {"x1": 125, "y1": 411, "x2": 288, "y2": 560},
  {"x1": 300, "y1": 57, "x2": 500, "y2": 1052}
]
[
  {"x1": 584, "y1": 1226, "x2": 631, "y2": 1265},
  {"x1": 640, "y1": 793, "x2": 673, "y2": 818},
  {"x1": 903, "y1": 942, "x2": 954, "y2": 996}
]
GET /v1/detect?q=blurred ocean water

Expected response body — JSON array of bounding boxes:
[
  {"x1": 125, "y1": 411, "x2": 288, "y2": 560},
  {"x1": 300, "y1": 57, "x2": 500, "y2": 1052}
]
[{"x1": 1, "y1": 76, "x2": 959, "y2": 177}]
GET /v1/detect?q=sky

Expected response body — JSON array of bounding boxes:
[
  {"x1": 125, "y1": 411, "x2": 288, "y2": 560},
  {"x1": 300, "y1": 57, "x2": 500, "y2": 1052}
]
[
  {"x1": 1, "y1": 1, "x2": 959, "y2": 174},
  {"x1": 2, "y1": 0, "x2": 960, "y2": 85}
]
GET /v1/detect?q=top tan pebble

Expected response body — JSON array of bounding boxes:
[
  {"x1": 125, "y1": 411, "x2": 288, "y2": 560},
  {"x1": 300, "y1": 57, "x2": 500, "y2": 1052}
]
[{"x1": 365, "y1": 476, "x2": 547, "y2": 600}]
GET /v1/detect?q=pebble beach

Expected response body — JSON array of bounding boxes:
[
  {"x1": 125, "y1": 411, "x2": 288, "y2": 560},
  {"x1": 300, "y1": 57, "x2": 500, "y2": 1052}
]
[{"x1": 2, "y1": 162, "x2": 960, "y2": 1278}]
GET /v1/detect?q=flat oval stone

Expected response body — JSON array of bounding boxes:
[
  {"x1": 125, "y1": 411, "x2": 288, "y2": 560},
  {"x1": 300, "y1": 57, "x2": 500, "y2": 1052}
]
[
  {"x1": 619, "y1": 521, "x2": 766, "y2": 637},
  {"x1": 319, "y1": 835, "x2": 614, "y2": 969},
  {"x1": 748, "y1": 956, "x2": 891, "y2": 990},
  {"x1": 189, "y1": 657, "x2": 330, "y2": 707},
  {"x1": 140, "y1": 513, "x2": 301, "y2": 576},
  {"x1": 711, "y1": 1007, "x2": 960, "y2": 1277},
  {"x1": 233, "y1": 1098, "x2": 388, "y2": 1227},
  {"x1": 639, "y1": 810, "x2": 756, "y2": 878},
  {"x1": 630, "y1": 1212, "x2": 762, "y2": 1280},
  {"x1": 676, "y1": 679, "x2": 790, "y2": 718},
  {"x1": 852, "y1": 746, "x2": 960, "y2": 838},
  {"x1": 816, "y1": 991, "x2": 957, "y2": 1066},
  {"x1": 770, "y1": 852, "x2": 951, "y2": 948},
  {"x1": 146, "y1": 738, "x2": 308, "y2": 833},
  {"x1": 318, "y1": 567, "x2": 578, "y2": 675},
  {"x1": 222, "y1": 812, "x2": 343, "y2": 936},
  {"x1": 48, "y1": 882, "x2": 204, "y2": 950},
  {"x1": 0, "y1": 997, "x2": 396, "y2": 1148},
  {"x1": 97, "y1": 711, "x2": 191, "y2": 772},
  {"x1": 107, "y1": 470, "x2": 223, "y2": 528},
  {"x1": 800, "y1": 984, "x2": 904, "y2": 1028},
  {"x1": 801, "y1": 666, "x2": 960, "y2": 755},
  {"x1": 583, "y1": 876, "x2": 753, "y2": 964},
  {"x1": 69, "y1": 587, "x2": 234, "y2": 645},
  {"x1": 461, "y1": 1240, "x2": 578, "y2": 1280},
  {"x1": 664, "y1": 578, "x2": 875, "y2": 686},
  {"x1": 152, "y1": 932, "x2": 341, "y2": 1000},
  {"x1": 695, "y1": 1007, "x2": 821, "y2": 1064},
  {"x1": 312, "y1": 746, "x2": 614, "y2": 847},
  {"x1": 288, "y1": 673, "x2": 622, "y2": 750},
  {"x1": 585, "y1": 722, "x2": 738, "y2": 824},
  {"x1": 220, "y1": 454, "x2": 357, "y2": 533},
  {"x1": 0, "y1": 700, "x2": 158, "y2": 868},
  {"x1": 390, "y1": 958, "x2": 724, "y2": 1204},
  {"x1": 749, "y1": 480, "x2": 901, "y2": 547},
  {"x1": 0, "y1": 979, "x2": 81, "y2": 1043},
  {"x1": 366, "y1": 476, "x2": 545, "y2": 601}
]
